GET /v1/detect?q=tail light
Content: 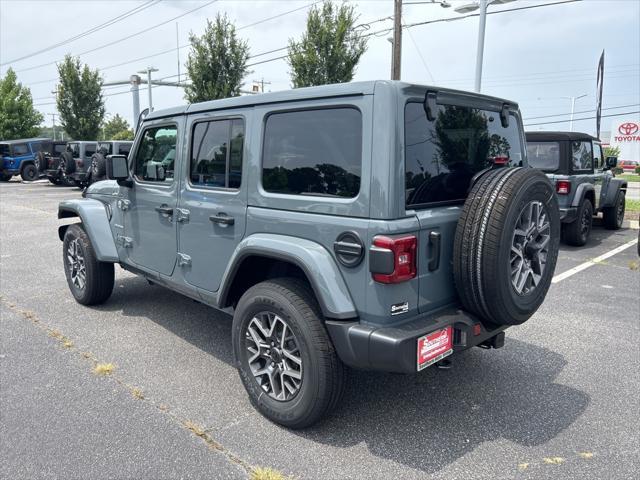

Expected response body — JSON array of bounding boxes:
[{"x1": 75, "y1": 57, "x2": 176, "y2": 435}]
[
  {"x1": 76, "y1": 159, "x2": 84, "y2": 167},
  {"x1": 556, "y1": 180, "x2": 570, "y2": 195},
  {"x1": 370, "y1": 235, "x2": 417, "y2": 284},
  {"x1": 492, "y1": 155, "x2": 509, "y2": 165}
]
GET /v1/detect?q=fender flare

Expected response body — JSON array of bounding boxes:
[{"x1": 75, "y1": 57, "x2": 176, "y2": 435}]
[
  {"x1": 570, "y1": 183, "x2": 595, "y2": 208},
  {"x1": 58, "y1": 199, "x2": 119, "y2": 262},
  {"x1": 601, "y1": 179, "x2": 627, "y2": 209},
  {"x1": 218, "y1": 233, "x2": 357, "y2": 320}
]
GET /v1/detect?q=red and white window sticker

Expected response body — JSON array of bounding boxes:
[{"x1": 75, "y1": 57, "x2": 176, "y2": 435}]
[{"x1": 417, "y1": 326, "x2": 453, "y2": 371}]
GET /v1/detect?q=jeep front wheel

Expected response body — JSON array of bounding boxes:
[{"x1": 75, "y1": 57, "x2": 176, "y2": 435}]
[
  {"x1": 63, "y1": 224, "x2": 114, "y2": 305},
  {"x1": 603, "y1": 190, "x2": 625, "y2": 230},
  {"x1": 453, "y1": 167, "x2": 561, "y2": 326},
  {"x1": 21, "y1": 163, "x2": 38, "y2": 181},
  {"x1": 232, "y1": 278, "x2": 345, "y2": 429},
  {"x1": 563, "y1": 199, "x2": 593, "y2": 246}
]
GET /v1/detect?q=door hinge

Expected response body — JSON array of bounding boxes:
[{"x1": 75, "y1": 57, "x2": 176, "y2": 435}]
[
  {"x1": 175, "y1": 208, "x2": 190, "y2": 223},
  {"x1": 116, "y1": 235, "x2": 133, "y2": 248},
  {"x1": 177, "y1": 252, "x2": 192, "y2": 267},
  {"x1": 117, "y1": 199, "x2": 131, "y2": 211}
]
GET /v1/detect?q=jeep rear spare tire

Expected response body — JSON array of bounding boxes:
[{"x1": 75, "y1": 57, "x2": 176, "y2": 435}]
[
  {"x1": 61, "y1": 151, "x2": 75, "y2": 175},
  {"x1": 453, "y1": 167, "x2": 560, "y2": 326},
  {"x1": 90, "y1": 152, "x2": 106, "y2": 180}
]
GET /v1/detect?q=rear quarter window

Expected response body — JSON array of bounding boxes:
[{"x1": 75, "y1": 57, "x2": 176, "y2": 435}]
[
  {"x1": 526, "y1": 141, "x2": 560, "y2": 172},
  {"x1": 262, "y1": 107, "x2": 362, "y2": 198},
  {"x1": 405, "y1": 102, "x2": 523, "y2": 208}
]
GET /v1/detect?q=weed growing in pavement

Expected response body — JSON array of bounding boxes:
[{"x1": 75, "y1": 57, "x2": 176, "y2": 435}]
[
  {"x1": 543, "y1": 457, "x2": 565, "y2": 465},
  {"x1": 93, "y1": 363, "x2": 115, "y2": 375},
  {"x1": 131, "y1": 388, "x2": 144, "y2": 400},
  {"x1": 184, "y1": 420, "x2": 206, "y2": 438},
  {"x1": 250, "y1": 467, "x2": 291, "y2": 480}
]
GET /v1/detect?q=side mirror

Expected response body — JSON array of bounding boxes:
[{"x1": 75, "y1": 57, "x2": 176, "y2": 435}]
[
  {"x1": 605, "y1": 156, "x2": 618, "y2": 168},
  {"x1": 106, "y1": 155, "x2": 132, "y2": 187}
]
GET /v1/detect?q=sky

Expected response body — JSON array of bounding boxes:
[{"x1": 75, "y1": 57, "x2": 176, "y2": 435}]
[{"x1": 1, "y1": 0, "x2": 638, "y2": 138}]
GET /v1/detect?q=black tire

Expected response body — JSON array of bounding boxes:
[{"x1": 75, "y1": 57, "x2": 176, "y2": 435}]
[
  {"x1": 562, "y1": 199, "x2": 593, "y2": 246},
  {"x1": 603, "y1": 190, "x2": 625, "y2": 230},
  {"x1": 35, "y1": 151, "x2": 48, "y2": 172},
  {"x1": 61, "y1": 151, "x2": 76, "y2": 175},
  {"x1": 0, "y1": 174, "x2": 12, "y2": 182},
  {"x1": 20, "y1": 163, "x2": 38, "y2": 181},
  {"x1": 453, "y1": 167, "x2": 560, "y2": 326},
  {"x1": 90, "y1": 152, "x2": 106, "y2": 180},
  {"x1": 62, "y1": 224, "x2": 114, "y2": 305},
  {"x1": 232, "y1": 278, "x2": 346, "y2": 429}
]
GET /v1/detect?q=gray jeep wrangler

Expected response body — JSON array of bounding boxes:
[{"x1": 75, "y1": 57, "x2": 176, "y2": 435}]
[
  {"x1": 58, "y1": 81, "x2": 560, "y2": 428},
  {"x1": 526, "y1": 131, "x2": 627, "y2": 246}
]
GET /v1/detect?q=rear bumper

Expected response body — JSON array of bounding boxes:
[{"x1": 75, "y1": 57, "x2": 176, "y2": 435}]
[
  {"x1": 326, "y1": 307, "x2": 507, "y2": 373},
  {"x1": 559, "y1": 207, "x2": 577, "y2": 223}
]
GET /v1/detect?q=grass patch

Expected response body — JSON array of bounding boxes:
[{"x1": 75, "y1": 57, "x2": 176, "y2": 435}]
[
  {"x1": 93, "y1": 363, "x2": 115, "y2": 376},
  {"x1": 250, "y1": 467, "x2": 289, "y2": 480},
  {"x1": 621, "y1": 174, "x2": 640, "y2": 182},
  {"x1": 626, "y1": 198, "x2": 640, "y2": 215},
  {"x1": 131, "y1": 388, "x2": 144, "y2": 400}
]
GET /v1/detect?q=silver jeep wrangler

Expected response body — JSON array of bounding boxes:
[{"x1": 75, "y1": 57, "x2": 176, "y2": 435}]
[{"x1": 59, "y1": 81, "x2": 560, "y2": 428}]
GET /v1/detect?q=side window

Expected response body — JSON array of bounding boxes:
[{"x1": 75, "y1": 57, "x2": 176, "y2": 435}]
[
  {"x1": 54, "y1": 144, "x2": 66, "y2": 155},
  {"x1": 13, "y1": 144, "x2": 29, "y2": 155},
  {"x1": 84, "y1": 144, "x2": 96, "y2": 157},
  {"x1": 593, "y1": 143, "x2": 604, "y2": 170},
  {"x1": 118, "y1": 144, "x2": 131, "y2": 157},
  {"x1": 69, "y1": 144, "x2": 80, "y2": 158},
  {"x1": 571, "y1": 141, "x2": 593, "y2": 171},
  {"x1": 262, "y1": 108, "x2": 362, "y2": 198},
  {"x1": 190, "y1": 119, "x2": 244, "y2": 188},
  {"x1": 32, "y1": 143, "x2": 43, "y2": 153},
  {"x1": 134, "y1": 125, "x2": 178, "y2": 183}
]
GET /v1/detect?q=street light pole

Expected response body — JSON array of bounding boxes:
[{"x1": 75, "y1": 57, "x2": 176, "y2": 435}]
[
  {"x1": 474, "y1": 0, "x2": 488, "y2": 92},
  {"x1": 567, "y1": 94, "x2": 587, "y2": 132},
  {"x1": 138, "y1": 67, "x2": 159, "y2": 111}
]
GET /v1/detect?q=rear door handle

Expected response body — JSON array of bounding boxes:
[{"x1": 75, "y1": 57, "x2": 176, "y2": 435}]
[
  {"x1": 428, "y1": 231, "x2": 441, "y2": 271},
  {"x1": 209, "y1": 213, "x2": 235, "y2": 226},
  {"x1": 154, "y1": 205, "x2": 174, "y2": 216}
]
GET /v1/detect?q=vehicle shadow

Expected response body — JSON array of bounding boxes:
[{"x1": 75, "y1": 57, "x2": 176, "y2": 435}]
[
  {"x1": 559, "y1": 217, "x2": 633, "y2": 252},
  {"x1": 99, "y1": 276, "x2": 589, "y2": 475}
]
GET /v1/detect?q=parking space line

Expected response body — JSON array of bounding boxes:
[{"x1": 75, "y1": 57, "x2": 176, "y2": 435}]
[{"x1": 552, "y1": 238, "x2": 639, "y2": 284}]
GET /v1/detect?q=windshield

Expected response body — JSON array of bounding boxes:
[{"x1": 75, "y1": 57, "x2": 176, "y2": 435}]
[
  {"x1": 526, "y1": 141, "x2": 561, "y2": 172},
  {"x1": 404, "y1": 102, "x2": 524, "y2": 208}
]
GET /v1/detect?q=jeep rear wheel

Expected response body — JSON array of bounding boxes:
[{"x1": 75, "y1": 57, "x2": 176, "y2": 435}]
[
  {"x1": 63, "y1": 224, "x2": 114, "y2": 305},
  {"x1": 603, "y1": 190, "x2": 625, "y2": 230},
  {"x1": 453, "y1": 168, "x2": 560, "y2": 326},
  {"x1": 563, "y1": 199, "x2": 593, "y2": 246},
  {"x1": 232, "y1": 278, "x2": 346, "y2": 429}
]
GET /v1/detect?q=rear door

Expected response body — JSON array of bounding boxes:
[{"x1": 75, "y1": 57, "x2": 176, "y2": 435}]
[
  {"x1": 403, "y1": 100, "x2": 525, "y2": 314},
  {"x1": 176, "y1": 112, "x2": 248, "y2": 292}
]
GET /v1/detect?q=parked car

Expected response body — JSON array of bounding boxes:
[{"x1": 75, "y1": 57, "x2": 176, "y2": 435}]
[
  {"x1": 526, "y1": 131, "x2": 627, "y2": 246},
  {"x1": 59, "y1": 141, "x2": 98, "y2": 188},
  {"x1": 619, "y1": 160, "x2": 639, "y2": 172},
  {"x1": 88, "y1": 141, "x2": 133, "y2": 184},
  {"x1": 0, "y1": 138, "x2": 53, "y2": 182},
  {"x1": 39, "y1": 141, "x2": 74, "y2": 185},
  {"x1": 58, "y1": 81, "x2": 561, "y2": 428}
]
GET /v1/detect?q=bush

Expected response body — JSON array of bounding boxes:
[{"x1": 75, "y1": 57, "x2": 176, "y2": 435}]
[
  {"x1": 613, "y1": 167, "x2": 624, "y2": 175},
  {"x1": 635, "y1": 165, "x2": 640, "y2": 174}
]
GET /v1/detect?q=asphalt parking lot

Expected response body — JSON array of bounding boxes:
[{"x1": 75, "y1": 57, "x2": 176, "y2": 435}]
[{"x1": 1, "y1": 179, "x2": 638, "y2": 480}]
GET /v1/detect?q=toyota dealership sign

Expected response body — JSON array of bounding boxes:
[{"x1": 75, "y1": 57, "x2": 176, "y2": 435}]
[{"x1": 610, "y1": 119, "x2": 640, "y2": 161}]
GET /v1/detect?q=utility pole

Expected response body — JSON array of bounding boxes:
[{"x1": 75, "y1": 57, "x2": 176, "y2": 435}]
[
  {"x1": 253, "y1": 77, "x2": 271, "y2": 93},
  {"x1": 130, "y1": 75, "x2": 141, "y2": 126},
  {"x1": 391, "y1": 0, "x2": 403, "y2": 80},
  {"x1": 176, "y1": 23, "x2": 181, "y2": 84},
  {"x1": 48, "y1": 113, "x2": 57, "y2": 141}
]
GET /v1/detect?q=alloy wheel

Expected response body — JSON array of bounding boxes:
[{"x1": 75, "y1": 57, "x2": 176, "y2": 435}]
[
  {"x1": 67, "y1": 238, "x2": 86, "y2": 290},
  {"x1": 510, "y1": 200, "x2": 551, "y2": 295},
  {"x1": 245, "y1": 311, "x2": 303, "y2": 401}
]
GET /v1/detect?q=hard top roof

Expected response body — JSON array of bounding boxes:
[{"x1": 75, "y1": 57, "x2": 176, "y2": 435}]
[
  {"x1": 1, "y1": 137, "x2": 51, "y2": 144},
  {"x1": 525, "y1": 131, "x2": 598, "y2": 142},
  {"x1": 145, "y1": 80, "x2": 520, "y2": 121}
]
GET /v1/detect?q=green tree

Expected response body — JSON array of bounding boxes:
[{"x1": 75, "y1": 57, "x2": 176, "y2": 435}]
[
  {"x1": 184, "y1": 13, "x2": 250, "y2": 103},
  {"x1": 0, "y1": 68, "x2": 43, "y2": 140},
  {"x1": 56, "y1": 55, "x2": 105, "y2": 140},
  {"x1": 101, "y1": 114, "x2": 134, "y2": 140},
  {"x1": 287, "y1": 1, "x2": 368, "y2": 88}
]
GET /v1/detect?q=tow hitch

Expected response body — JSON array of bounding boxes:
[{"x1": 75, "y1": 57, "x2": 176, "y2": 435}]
[{"x1": 478, "y1": 332, "x2": 506, "y2": 350}]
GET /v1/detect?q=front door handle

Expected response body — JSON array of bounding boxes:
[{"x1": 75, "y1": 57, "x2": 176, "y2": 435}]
[
  {"x1": 209, "y1": 213, "x2": 235, "y2": 226},
  {"x1": 155, "y1": 205, "x2": 174, "y2": 217}
]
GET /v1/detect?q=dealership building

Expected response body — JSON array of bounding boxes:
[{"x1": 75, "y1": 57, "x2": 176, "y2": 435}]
[{"x1": 600, "y1": 118, "x2": 640, "y2": 162}]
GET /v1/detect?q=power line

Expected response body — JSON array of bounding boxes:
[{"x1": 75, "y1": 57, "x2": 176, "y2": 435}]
[
  {"x1": 15, "y1": 1, "x2": 219, "y2": 74},
  {"x1": 524, "y1": 103, "x2": 640, "y2": 120},
  {"x1": 1, "y1": 1, "x2": 161, "y2": 66},
  {"x1": 524, "y1": 110, "x2": 640, "y2": 127}
]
